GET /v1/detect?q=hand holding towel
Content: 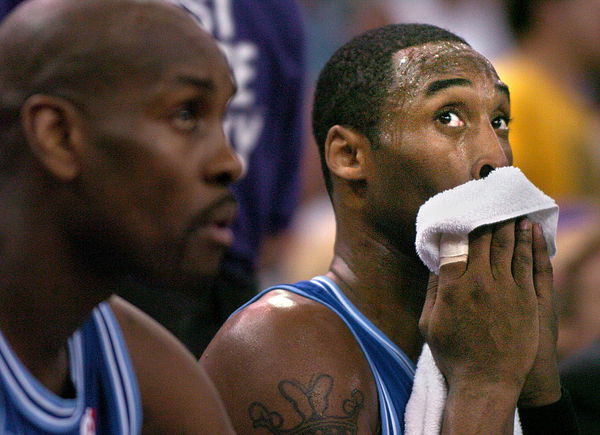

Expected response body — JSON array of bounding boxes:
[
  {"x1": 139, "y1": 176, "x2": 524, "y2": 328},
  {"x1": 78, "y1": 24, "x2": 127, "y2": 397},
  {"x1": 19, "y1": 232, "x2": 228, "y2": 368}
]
[
  {"x1": 415, "y1": 166, "x2": 558, "y2": 274},
  {"x1": 407, "y1": 167, "x2": 559, "y2": 434}
]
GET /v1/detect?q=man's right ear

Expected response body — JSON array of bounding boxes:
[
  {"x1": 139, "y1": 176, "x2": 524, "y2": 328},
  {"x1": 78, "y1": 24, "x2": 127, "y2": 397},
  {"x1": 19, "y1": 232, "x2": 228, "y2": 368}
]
[
  {"x1": 21, "y1": 94, "x2": 84, "y2": 182},
  {"x1": 324, "y1": 125, "x2": 369, "y2": 182}
]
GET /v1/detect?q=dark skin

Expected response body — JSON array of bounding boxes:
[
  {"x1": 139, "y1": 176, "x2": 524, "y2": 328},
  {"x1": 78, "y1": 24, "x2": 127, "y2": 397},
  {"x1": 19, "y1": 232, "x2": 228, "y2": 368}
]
[
  {"x1": 0, "y1": 0, "x2": 241, "y2": 433},
  {"x1": 201, "y1": 41, "x2": 560, "y2": 434}
]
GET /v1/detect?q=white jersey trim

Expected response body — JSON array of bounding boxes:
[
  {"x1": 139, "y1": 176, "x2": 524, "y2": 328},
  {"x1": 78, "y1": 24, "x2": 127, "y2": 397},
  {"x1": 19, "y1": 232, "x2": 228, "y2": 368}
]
[
  {"x1": 310, "y1": 276, "x2": 415, "y2": 435},
  {"x1": 94, "y1": 303, "x2": 141, "y2": 435},
  {"x1": 312, "y1": 276, "x2": 416, "y2": 376},
  {"x1": 0, "y1": 324, "x2": 85, "y2": 430}
]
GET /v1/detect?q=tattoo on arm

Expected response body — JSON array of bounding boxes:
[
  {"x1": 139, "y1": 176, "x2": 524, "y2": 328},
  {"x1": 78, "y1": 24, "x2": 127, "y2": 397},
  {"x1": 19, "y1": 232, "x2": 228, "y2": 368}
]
[{"x1": 248, "y1": 373, "x2": 364, "y2": 434}]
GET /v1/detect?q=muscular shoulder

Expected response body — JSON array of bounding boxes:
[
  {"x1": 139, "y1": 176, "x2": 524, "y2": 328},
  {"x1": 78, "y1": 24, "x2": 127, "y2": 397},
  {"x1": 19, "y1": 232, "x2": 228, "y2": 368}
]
[
  {"x1": 202, "y1": 289, "x2": 366, "y2": 370},
  {"x1": 200, "y1": 289, "x2": 379, "y2": 433},
  {"x1": 109, "y1": 296, "x2": 235, "y2": 434}
]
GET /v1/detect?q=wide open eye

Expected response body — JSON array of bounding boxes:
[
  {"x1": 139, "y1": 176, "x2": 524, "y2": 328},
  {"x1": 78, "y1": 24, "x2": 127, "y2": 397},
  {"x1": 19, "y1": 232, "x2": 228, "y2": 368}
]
[
  {"x1": 491, "y1": 115, "x2": 510, "y2": 130},
  {"x1": 437, "y1": 110, "x2": 465, "y2": 128}
]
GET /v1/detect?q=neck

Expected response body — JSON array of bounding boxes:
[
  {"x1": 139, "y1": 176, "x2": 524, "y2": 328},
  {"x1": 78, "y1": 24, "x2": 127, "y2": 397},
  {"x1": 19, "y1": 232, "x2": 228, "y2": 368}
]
[
  {"x1": 327, "y1": 219, "x2": 429, "y2": 362},
  {"x1": 0, "y1": 176, "x2": 113, "y2": 394}
]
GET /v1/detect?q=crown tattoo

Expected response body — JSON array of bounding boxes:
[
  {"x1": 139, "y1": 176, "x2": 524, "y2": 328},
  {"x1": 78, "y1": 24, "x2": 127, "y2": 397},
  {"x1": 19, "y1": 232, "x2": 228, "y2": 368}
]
[{"x1": 248, "y1": 374, "x2": 364, "y2": 434}]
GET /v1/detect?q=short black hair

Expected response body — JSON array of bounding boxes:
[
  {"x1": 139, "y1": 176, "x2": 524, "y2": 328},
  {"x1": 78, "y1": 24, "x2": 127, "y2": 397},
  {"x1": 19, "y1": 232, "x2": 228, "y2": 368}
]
[{"x1": 312, "y1": 23, "x2": 468, "y2": 195}]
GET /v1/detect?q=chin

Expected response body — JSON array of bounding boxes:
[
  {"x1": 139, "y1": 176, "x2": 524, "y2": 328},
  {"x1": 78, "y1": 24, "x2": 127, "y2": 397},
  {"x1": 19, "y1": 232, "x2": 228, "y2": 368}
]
[
  {"x1": 130, "y1": 258, "x2": 222, "y2": 293},
  {"x1": 151, "y1": 270, "x2": 220, "y2": 294},
  {"x1": 183, "y1": 254, "x2": 224, "y2": 276}
]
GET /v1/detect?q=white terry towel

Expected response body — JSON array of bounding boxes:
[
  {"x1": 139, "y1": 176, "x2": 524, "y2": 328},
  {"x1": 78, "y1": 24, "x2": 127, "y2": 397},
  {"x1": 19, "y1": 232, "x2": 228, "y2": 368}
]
[
  {"x1": 406, "y1": 166, "x2": 559, "y2": 435},
  {"x1": 415, "y1": 166, "x2": 558, "y2": 275}
]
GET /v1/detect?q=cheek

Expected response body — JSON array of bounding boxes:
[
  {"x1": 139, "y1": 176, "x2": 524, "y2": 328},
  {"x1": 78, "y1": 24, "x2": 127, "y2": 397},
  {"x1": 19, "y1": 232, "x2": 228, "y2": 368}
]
[
  {"x1": 90, "y1": 133, "x2": 198, "y2": 238},
  {"x1": 396, "y1": 133, "x2": 471, "y2": 195},
  {"x1": 502, "y1": 141, "x2": 514, "y2": 166},
  {"x1": 135, "y1": 159, "x2": 201, "y2": 239}
]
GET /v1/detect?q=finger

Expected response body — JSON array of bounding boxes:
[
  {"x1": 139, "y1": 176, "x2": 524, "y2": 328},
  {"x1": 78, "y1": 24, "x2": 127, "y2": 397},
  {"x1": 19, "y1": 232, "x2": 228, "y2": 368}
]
[
  {"x1": 419, "y1": 273, "x2": 439, "y2": 339},
  {"x1": 438, "y1": 257, "x2": 468, "y2": 282},
  {"x1": 439, "y1": 233, "x2": 468, "y2": 277},
  {"x1": 489, "y1": 219, "x2": 516, "y2": 279},
  {"x1": 532, "y1": 223, "x2": 553, "y2": 298},
  {"x1": 466, "y1": 224, "x2": 492, "y2": 270},
  {"x1": 532, "y1": 222, "x2": 559, "y2": 348},
  {"x1": 512, "y1": 218, "x2": 534, "y2": 287},
  {"x1": 532, "y1": 224, "x2": 555, "y2": 331},
  {"x1": 440, "y1": 254, "x2": 468, "y2": 268}
]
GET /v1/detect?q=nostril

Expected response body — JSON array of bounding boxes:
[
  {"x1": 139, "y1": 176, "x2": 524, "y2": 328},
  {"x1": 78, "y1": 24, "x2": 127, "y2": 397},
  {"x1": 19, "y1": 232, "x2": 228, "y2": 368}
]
[
  {"x1": 214, "y1": 172, "x2": 234, "y2": 186},
  {"x1": 479, "y1": 164, "x2": 494, "y2": 178}
]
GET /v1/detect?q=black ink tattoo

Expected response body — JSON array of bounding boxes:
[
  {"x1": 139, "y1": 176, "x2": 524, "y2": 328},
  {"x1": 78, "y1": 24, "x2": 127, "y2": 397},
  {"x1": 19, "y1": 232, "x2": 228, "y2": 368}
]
[{"x1": 248, "y1": 373, "x2": 364, "y2": 434}]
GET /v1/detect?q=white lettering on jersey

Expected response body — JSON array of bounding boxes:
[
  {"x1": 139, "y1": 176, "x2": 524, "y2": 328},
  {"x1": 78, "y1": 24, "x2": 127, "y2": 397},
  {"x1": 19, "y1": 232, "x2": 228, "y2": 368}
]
[{"x1": 172, "y1": 0, "x2": 264, "y2": 170}]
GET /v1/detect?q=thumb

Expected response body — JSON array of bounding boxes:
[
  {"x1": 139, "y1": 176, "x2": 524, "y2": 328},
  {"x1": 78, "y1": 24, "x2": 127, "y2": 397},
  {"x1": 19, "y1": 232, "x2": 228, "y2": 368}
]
[
  {"x1": 419, "y1": 272, "x2": 439, "y2": 338},
  {"x1": 438, "y1": 257, "x2": 468, "y2": 283}
]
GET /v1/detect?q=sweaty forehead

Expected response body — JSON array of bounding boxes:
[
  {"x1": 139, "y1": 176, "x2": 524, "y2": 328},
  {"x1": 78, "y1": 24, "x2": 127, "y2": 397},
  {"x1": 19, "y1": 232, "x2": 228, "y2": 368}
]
[{"x1": 390, "y1": 41, "x2": 499, "y2": 97}]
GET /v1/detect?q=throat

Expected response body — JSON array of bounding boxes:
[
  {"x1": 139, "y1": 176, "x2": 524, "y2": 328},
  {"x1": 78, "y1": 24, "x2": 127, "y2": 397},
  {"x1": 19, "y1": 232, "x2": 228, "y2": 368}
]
[
  {"x1": 19, "y1": 343, "x2": 77, "y2": 398},
  {"x1": 326, "y1": 261, "x2": 428, "y2": 363},
  {"x1": 41, "y1": 345, "x2": 76, "y2": 398},
  {"x1": 59, "y1": 375, "x2": 77, "y2": 399}
]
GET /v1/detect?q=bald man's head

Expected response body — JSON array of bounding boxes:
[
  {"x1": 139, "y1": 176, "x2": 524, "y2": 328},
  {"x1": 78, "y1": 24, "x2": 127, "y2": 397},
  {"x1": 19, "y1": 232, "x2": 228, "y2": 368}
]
[
  {"x1": 0, "y1": 0, "x2": 223, "y2": 170},
  {"x1": 0, "y1": 0, "x2": 241, "y2": 286}
]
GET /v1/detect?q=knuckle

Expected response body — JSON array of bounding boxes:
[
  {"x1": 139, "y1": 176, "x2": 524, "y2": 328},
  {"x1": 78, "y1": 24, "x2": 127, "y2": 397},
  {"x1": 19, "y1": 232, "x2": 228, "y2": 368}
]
[
  {"x1": 440, "y1": 287, "x2": 457, "y2": 305},
  {"x1": 516, "y1": 227, "x2": 533, "y2": 244},
  {"x1": 439, "y1": 262, "x2": 467, "y2": 280},
  {"x1": 491, "y1": 235, "x2": 512, "y2": 251},
  {"x1": 514, "y1": 251, "x2": 532, "y2": 267},
  {"x1": 468, "y1": 284, "x2": 489, "y2": 303},
  {"x1": 534, "y1": 262, "x2": 553, "y2": 275}
]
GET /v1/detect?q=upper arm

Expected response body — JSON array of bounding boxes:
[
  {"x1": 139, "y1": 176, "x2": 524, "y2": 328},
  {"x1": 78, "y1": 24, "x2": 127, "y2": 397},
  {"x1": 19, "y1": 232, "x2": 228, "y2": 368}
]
[
  {"x1": 200, "y1": 290, "x2": 379, "y2": 434},
  {"x1": 109, "y1": 296, "x2": 235, "y2": 435}
]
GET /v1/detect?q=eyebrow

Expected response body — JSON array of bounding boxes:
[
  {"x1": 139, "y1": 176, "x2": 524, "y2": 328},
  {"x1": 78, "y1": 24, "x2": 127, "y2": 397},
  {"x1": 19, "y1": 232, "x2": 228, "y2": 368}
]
[
  {"x1": 426, "y1": 78, "x2": 471, "y2": 96},
  {"x1": 175, "y1": 75, "x2": 215, "y2": 91},
  {"x1": 175, "y1": 74, "x2": 238, "y2": 99},
  {"x1": 495, "y1": 82, "x2": 510, "y2": 100},
  {"x1": 425, "y1": 77, "x2": 511, "y2": 100}
]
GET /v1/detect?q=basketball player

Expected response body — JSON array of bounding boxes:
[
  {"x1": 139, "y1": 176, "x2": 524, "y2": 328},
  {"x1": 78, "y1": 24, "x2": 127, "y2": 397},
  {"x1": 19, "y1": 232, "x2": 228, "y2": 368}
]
[
  {"x1": 0, "y1": 0, "x2": 241, "y2": 433},
  {"x1": 201, "y1": 24, "x2": 577, "y2": 434}
]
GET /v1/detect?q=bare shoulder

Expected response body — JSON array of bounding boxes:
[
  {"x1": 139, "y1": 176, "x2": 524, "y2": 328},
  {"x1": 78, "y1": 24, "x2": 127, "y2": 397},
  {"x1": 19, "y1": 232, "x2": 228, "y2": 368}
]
[
  {"x1": 109, "y1": 296, "x2": 235, "y2": 435},
  {"x1": 200, "y1": 289, "x2": 379, "y2": 434}
]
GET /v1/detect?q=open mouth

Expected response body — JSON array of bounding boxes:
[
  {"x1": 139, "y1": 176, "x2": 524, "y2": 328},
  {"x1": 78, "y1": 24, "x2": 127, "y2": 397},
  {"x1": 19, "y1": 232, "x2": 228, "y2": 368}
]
[
  {"x1": 204, "y1": 221, "x2": 234, "y2": 247},
  {"x1": 189, "y1": 195, "x2": 238, "y2": 247}
]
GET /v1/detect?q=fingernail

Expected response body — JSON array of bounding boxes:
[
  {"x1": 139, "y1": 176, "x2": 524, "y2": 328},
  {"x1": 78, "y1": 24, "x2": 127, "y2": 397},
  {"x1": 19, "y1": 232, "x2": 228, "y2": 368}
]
[{"x1": 519, "y1": 218, "x2": 531, "y2": 230}]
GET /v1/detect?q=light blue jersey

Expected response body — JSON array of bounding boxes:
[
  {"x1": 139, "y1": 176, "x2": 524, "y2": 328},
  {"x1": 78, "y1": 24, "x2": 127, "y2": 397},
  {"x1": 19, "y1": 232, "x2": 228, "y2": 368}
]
[
  {"x1": 235, "y1": 276, "x2": 415, "y2": 434},
  {"x1": 0, "y1": 302, "x2": 142, "y2": 434}
]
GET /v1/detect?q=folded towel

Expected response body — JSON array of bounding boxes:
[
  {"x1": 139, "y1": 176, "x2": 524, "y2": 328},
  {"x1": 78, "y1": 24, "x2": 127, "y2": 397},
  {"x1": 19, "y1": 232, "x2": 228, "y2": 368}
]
[
  {"x1": 415, "y1": 166, "x2": 559, "y2": 274},
  {"x1": 404, "y1": 344, "x2": 446, "y2": 434},
  {"x1": 405, "y1": 344, "x2": 523, "y2": 435},
  {"x1": 407, "y1": 167, "x2": 558, "y2": 434}
]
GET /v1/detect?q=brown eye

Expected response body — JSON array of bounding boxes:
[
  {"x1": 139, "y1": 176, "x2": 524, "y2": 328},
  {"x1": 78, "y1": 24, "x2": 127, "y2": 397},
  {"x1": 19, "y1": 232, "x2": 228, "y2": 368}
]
[
  {"x1": 437, "y1": 111, "x2": 464, "y2": 127},
  {"x1": 172, "y1": 103, "x2": 201, "y2": 132},
  {"x1": 491, "y1": 116, "x2": 509, "y2": 130}
]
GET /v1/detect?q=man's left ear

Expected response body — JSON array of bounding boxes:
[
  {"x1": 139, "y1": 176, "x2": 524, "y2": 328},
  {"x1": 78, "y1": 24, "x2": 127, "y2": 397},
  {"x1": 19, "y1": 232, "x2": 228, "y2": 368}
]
[
  {"x1": 21, "y1": 94, "x2": 85, "y2": 182},
  {"x1": 324, "y1": 125, "x2": 369, "y2": 182}
]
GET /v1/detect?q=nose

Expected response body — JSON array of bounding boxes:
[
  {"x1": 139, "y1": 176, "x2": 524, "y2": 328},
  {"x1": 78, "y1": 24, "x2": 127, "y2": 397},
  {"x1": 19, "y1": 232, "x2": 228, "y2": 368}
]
[
  {"x1": 204, "y1": 136, "x2": 243, "y2": 186},
  {"x1": 471, "y1": 122, "x2": 510, "y2": 180}
]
